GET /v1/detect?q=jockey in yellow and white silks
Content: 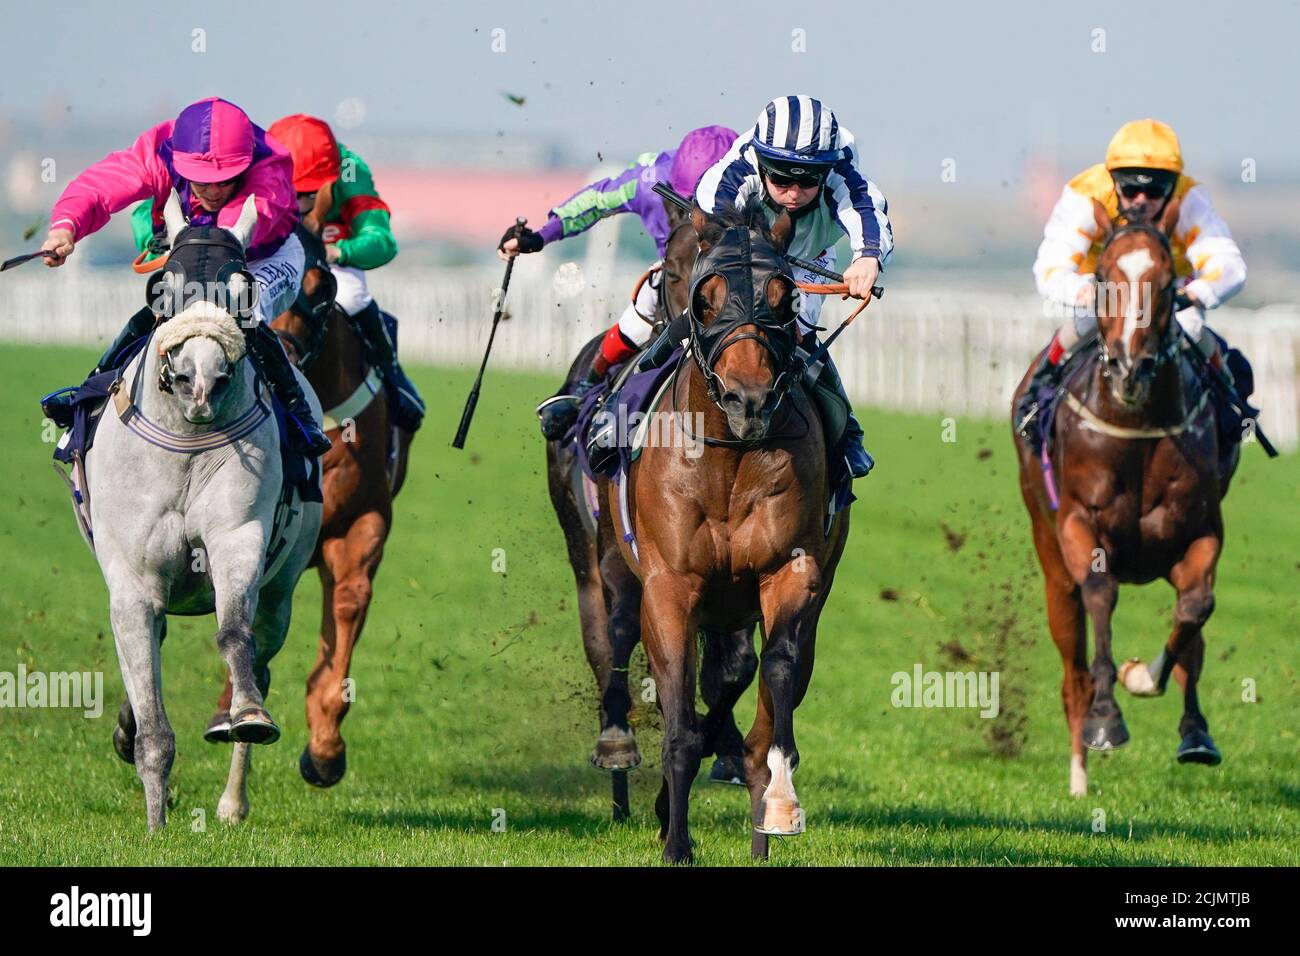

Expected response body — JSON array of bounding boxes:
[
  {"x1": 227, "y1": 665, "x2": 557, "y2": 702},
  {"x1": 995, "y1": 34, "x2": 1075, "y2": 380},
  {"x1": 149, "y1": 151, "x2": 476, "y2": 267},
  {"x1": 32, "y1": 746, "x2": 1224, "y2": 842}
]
[{"x1": 1017, "y1": 119, "x2": 1248, "y2": 436}]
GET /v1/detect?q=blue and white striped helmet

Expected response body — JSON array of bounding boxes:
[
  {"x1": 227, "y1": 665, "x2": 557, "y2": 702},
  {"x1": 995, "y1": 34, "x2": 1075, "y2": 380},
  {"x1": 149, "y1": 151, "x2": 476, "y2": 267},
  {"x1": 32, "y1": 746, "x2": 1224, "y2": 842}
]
[{"x1": 751, "y1": 95, "x2": 843, "y2": 168}]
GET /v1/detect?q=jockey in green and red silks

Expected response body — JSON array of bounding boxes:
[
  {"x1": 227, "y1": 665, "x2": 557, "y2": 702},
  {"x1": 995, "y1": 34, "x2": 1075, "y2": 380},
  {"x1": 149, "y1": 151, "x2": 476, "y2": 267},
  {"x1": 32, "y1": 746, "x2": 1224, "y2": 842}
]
[
  {"x1": 506, "y1": 126, "x2": 739, "y2": 440},
  {"x1": 39, "y1": 96, "x2": 332, "y2": 456}
]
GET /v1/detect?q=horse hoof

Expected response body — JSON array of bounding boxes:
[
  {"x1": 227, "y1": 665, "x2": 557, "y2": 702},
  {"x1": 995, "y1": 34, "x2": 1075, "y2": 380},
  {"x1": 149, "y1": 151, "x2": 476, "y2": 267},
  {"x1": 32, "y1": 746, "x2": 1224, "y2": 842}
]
[
  {"x1": 1083, "y1": 715, "x2": 1130, "y2": 751},
  {"x1": 708, "y1": 755, "x2": 746, "y2": 785},
  {"x1": 227, "y1": 707, "x2": 280, "y2": 745},
  {"x1": 203, "y1": 710, "x2": 232, "y2": 744},
  {"x1": 589, "y1": 727, "x2": 641, "y2": 771},
  {"x1": 111, "y1": 725, "x2": 135, "y2": 765},
  {"x1": 1119, "y1": 658, "x2": 1162, "y2": 697},
  {"x1": 1177, "y1": 729, "x2": 1222, "y2": 766},
  {"x1": 216, "y1": 796, "x2": 249, "y2": 825},
  {"x1": 756, "y1": 797, "x2": 804, "y2": 836},
  {"x1": 299, "y1": 746, "x2": 347, "y2": 788}
]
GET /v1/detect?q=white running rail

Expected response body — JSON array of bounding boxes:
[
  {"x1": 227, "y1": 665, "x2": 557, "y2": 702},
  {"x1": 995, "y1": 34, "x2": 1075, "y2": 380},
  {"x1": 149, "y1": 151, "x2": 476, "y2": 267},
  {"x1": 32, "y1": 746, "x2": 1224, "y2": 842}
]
[{"x1": 3, "y1": 265, "x2": 1296, "y2": 451}]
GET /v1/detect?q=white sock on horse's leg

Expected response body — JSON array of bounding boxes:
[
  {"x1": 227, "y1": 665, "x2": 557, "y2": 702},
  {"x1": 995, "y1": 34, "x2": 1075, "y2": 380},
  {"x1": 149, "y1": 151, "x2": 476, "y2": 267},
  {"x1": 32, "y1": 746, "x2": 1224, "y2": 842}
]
[
  {"x1": 1070, "y1": 753, "x2": 1087, "y2": 796},
  {"x1": 217, "y1": 743, "x2": 252, "y2": 824}
]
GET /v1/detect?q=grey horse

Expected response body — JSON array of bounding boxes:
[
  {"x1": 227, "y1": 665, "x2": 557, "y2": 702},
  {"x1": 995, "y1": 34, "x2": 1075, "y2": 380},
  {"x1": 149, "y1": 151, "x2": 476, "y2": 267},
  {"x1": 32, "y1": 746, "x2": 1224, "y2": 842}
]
[{"x1": 83, "y1": 194, "x2": 322, "y2": 829}]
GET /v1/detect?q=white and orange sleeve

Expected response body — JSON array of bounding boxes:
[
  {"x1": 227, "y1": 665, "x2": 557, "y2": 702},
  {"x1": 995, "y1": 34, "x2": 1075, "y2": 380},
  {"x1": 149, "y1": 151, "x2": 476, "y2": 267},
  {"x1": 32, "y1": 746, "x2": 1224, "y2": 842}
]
[
  {"x1": 1177, "y1": 185, "x2": 1246, "y2": 309},
  {"x1": 1032, "y1": 184, "x2": 1098, "y2": 316}
]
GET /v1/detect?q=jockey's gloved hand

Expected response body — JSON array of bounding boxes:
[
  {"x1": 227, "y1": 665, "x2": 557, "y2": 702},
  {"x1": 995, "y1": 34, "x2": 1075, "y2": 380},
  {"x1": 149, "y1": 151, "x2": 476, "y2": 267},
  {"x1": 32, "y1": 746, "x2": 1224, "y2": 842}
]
[{"x1": 498, "y1": 224, "x2": 543, "y2": 260}]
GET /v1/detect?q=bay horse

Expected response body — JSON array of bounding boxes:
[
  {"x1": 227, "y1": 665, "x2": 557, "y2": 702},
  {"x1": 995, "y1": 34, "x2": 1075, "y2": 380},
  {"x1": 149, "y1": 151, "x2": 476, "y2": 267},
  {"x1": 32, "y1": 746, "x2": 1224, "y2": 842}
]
[
  {"x1": 546, "y1": 214, "x2": 754, "y2": 823},
  {"x1": 1013, "y1": 196, "x2": 1236, "y2": 797},
  {"x1": 614, "y1": 200, "x2": 850, "y2": 862}
]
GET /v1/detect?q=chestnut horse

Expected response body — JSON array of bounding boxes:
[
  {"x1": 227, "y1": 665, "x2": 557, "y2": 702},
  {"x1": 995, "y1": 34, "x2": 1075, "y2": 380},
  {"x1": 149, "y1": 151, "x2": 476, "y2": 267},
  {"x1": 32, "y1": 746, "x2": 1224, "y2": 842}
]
[
  {"x1": 614, "y1": 200, "x2": 850, "y2": 862},
  {"x1": 546, "y1": 217, "x2": 754, "y2": 823},
  {"x1": 271, "y1": 246, "x2": 413, "y2": 786},
  {"x1": 1013, "y1": 197, "x2": 1235, "y2": 797}
]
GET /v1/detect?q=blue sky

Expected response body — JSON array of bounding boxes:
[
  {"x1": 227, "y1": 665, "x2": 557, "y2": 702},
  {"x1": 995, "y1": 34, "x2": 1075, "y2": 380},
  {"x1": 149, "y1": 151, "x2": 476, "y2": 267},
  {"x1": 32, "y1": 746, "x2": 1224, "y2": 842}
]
[{"x1": 4, "y1": 0, "x2": 1298, "y2": 185}]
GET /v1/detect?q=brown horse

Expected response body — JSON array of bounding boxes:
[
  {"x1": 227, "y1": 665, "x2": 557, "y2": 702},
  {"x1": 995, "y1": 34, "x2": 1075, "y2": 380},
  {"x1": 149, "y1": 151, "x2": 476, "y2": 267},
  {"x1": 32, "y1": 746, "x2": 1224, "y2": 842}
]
[
  {"x1": 546, "y1": 216, "x2": 754, "y2": 823},
  {"x1": 610, "y1": 200, "x2": 850, "y2": 862},
  {"x1": 1013, "y1": 197, "x2": 1234, "y2": 797},
  {"x1": 271, "y1": 253, "x2": 413, "y2": 786}
]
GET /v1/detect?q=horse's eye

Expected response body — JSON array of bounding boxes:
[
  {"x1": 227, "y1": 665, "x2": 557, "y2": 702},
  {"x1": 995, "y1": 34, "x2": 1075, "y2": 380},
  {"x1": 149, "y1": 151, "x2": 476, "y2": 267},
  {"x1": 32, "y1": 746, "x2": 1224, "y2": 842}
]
[
  {"x1": 173, "y1": 373, "x2": 190, "y2": 385},
  {"x1": 213, "y1": 373, "x2": 230, "y2": 390}
]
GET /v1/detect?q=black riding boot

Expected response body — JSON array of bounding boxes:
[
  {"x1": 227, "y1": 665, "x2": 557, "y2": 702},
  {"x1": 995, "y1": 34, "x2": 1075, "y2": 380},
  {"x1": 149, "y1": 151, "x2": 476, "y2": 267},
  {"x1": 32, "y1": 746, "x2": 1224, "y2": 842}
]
[
  {"x1": 537, "y1": 367, "x2": 600, "y2": 441},
  {"x1": 1015, "y1": 349, "x2": 1066, "y2": 449},
  {"x1": 348, "y1": 300, "x2": 425, "y2": 433},
  {"x1": 814, "y1": 353, "x2": 875, "y2": 479},
  {"x1": 243, "y1": 321, "x2": 333, "y2": 457},
  {"x1": 41, "y1": 306, "x2": 156, "y2": 427}
]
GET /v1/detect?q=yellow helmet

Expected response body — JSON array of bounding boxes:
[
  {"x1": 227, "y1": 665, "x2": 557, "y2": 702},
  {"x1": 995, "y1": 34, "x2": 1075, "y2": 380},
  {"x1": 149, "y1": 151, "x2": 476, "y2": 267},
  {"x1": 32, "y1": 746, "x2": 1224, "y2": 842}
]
[{"x1": 1105, "y1": 119, "x2": 1183, "y2": 173}]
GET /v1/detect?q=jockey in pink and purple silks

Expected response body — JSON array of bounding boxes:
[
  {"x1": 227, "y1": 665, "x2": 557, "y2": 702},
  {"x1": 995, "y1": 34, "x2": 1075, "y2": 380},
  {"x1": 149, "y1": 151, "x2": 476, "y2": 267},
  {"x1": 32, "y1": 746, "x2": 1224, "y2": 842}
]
[
  {"x1": 497, "y1": 125, "x2": 738, "y2": 440},
  {"x1": 40, "y1": 97, "x2": 332, "y2": 456}
]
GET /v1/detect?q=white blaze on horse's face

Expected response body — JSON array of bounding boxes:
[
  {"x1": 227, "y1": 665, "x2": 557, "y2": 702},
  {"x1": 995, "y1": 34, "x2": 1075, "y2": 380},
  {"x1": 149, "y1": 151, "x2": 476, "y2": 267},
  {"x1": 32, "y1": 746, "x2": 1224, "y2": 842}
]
[
  {"x1": 1114, "y1": 247, "x2": 1155, "y2": 365},
  {"x1": 169, "y1": 337, "x2": 233, "y2": 424}
]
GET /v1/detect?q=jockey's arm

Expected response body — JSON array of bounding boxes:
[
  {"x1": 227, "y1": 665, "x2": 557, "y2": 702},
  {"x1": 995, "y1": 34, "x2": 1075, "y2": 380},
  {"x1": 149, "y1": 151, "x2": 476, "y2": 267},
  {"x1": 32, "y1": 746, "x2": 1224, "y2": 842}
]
[
  {"x1": 1032, "y1": 184, "x2": 1099, "y2": 319},
  {"x1": 828, "y1": 141, "x2": 894, "y2": 293},
  {"x1": 1177, "y1": 185, "x2": 1246, "y2": 310},
  {"x1": 44, "y1": 127, "x2": 162, "y2": 265},
  {"x1": 534, "y1": 155, "x2": 660, "y2": 248},
  {"x1": 333, "y1": 205, "x2": 397, "y2": 270}
]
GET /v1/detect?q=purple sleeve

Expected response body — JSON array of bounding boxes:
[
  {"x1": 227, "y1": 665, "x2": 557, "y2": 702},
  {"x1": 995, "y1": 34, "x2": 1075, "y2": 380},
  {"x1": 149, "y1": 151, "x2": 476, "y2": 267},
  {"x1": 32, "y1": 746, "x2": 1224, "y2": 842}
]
[{"x1": 538, "y1": 152, "x2": 672, "y2": 252}]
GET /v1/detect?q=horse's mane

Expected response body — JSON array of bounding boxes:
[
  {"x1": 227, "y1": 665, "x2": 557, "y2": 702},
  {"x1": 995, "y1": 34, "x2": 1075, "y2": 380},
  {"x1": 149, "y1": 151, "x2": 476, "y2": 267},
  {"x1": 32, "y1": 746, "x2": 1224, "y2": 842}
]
[
  {"x1": 695, "y1": 197, "x2": 779, "y2": 248},
  {"x1": 154, "y1": 302, "x2": 247, "y2": 364}
]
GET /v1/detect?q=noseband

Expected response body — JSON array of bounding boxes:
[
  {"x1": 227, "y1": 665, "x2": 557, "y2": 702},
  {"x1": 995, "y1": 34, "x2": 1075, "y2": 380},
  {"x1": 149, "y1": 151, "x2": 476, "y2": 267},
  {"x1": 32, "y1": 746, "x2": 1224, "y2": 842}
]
[{"x1": 686, "y1": 222, "x2": 798, "y2": 412}]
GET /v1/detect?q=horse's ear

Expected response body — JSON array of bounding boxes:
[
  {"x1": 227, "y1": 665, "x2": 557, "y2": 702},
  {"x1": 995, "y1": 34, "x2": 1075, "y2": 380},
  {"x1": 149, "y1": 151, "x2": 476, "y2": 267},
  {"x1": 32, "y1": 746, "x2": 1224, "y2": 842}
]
[
  {"x1": 1158, "y1": 194, "x2": 1182, "y2": 239},
  {"x1": 162, "y1": 189, "x2": 187, "y2": 247},
  {"x1": 691, "y1": 204, "x2": 713, "y2": 252},
  {"x1": 1090, "y1": 198, "x2": 1113, "y2": 245},
  {"x1": 769, "y1": 209, "x2": 795, "y2": 253},
  {"x1": 229, "y1": 194, "x2": 259, "y2": 249}
]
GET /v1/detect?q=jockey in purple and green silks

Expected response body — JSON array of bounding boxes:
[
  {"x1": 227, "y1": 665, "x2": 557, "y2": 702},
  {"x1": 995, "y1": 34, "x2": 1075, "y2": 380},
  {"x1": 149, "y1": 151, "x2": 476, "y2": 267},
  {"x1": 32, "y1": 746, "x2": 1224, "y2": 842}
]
[{"x1": 500, "y1": 125, "x2": 739, "y2": 441}]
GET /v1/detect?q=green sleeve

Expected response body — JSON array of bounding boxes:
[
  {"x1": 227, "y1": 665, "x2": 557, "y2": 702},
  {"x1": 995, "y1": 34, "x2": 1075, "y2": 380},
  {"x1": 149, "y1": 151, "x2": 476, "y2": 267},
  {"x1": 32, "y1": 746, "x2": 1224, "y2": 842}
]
[
  {"x1": 335, "y1": 208, "x2": 397, "y2": 270},
  {"x1": 330, "y1": 145, "x2": 397, "y2": 270},
  {"x1": 130, "y1": 200, "x2": 158, "y2": 256}
]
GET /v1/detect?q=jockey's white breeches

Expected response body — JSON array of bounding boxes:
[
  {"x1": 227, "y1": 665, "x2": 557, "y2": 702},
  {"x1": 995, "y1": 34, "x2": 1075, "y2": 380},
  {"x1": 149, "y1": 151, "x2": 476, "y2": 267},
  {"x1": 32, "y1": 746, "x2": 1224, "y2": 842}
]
[{"x1": 249, "y1": 232, "x2": 305, "y2": 325}]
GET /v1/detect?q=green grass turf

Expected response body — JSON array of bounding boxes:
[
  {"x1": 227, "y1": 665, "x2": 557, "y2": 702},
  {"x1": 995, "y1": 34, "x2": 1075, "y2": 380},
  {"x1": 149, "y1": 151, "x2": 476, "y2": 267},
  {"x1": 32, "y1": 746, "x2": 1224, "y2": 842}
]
[{"x1": 0, "y1": 343, "x2": 1296, "y2": 866}]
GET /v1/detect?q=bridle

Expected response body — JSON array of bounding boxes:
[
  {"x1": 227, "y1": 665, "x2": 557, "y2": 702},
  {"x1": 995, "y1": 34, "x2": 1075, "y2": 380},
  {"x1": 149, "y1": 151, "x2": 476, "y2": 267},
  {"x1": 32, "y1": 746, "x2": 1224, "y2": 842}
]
[
  {"x1": 148, "y1": 224, "x2": 257, "y2": 394},
  {"x1": 685, "y1": 221, "x2": 799, "y2": 416},
  {"x1": 1093, "y1": 221, "x2": 1180, "y2": 390},
  {"x1": 277, "y1": 225, "x2": 336, "y2": 370}
]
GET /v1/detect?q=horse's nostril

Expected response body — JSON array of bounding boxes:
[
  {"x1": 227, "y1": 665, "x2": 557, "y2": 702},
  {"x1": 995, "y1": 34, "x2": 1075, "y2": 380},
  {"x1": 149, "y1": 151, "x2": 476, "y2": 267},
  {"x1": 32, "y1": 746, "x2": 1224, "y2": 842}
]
[{"x1": 721, "y1": 391, "x2": 743, "y2": 408}]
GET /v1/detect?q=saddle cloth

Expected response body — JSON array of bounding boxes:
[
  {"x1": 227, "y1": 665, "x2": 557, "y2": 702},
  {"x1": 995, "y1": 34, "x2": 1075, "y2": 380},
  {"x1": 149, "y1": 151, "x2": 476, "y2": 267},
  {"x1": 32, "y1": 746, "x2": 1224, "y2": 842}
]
[{"x1": 564, "y1": 348, "x2": 854, "y2": 540}]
